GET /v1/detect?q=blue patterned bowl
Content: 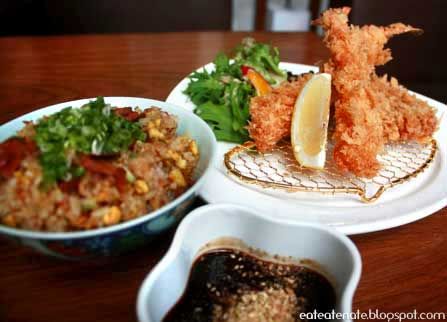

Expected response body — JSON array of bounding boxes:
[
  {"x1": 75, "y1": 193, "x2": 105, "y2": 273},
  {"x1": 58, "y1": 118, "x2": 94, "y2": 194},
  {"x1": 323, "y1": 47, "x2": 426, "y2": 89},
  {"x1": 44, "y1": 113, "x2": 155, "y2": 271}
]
[{"x1": 0, "y1": 97, "x2": 217, "y2": 259}]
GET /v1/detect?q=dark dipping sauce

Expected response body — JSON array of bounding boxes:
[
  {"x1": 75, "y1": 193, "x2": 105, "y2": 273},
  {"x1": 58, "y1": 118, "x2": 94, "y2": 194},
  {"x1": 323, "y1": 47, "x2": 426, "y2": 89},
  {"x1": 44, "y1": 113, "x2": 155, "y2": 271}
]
[{"x1": 163, "y1": 248, "x2": 336, "y2": 322}]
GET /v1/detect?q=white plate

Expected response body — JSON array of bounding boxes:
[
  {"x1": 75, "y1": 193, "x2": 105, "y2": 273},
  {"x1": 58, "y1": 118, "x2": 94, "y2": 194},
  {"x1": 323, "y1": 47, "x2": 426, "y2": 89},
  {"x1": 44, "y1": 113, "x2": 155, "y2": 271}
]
[{"x1": 166, "y1": 62, "x2": 447, "y2": 235}]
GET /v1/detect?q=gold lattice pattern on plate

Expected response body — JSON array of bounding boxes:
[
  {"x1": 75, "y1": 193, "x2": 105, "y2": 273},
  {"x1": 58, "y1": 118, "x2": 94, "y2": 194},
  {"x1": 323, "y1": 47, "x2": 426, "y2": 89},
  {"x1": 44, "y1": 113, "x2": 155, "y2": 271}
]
[{"x1": 224, "y1": 139, "x2": 437, "y2": 203}]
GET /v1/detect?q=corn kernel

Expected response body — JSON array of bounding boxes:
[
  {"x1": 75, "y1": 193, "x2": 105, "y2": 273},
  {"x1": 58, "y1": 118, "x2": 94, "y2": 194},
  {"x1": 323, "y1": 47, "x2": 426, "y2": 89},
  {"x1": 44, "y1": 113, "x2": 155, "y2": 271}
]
[
  {"x1": 190, "y1": 141, "x2": 199, "y2": 156},
  {"x1": 167, "y1": 150, "x2": 179, "y2": 160},
  {"x1": 149, "y1": 128, "x2": 164, "y2": 140},
  {"x1": 146, "y1": 121, "x2": 155, "y2": 130},
  {"x1": 134, "y1": 179, "x2": 149, "y2": 194},
  {"x1": 2, "y1": 214, "x2": 16, "y2": 227},
  {"x1": 103, "y1": 206, "x2": 122, "y2": 226},
  {"x1": 169, "y1": 168, "x2": 186, "y2": 187},
  {"x1": 176, "y1": 158, "x2": 187, "y2": 169}
]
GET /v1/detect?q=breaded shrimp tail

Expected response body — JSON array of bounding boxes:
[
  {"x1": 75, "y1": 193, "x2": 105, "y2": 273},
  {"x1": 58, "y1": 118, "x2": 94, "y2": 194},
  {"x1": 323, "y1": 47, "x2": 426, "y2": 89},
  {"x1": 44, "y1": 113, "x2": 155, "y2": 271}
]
[
  {"x1": 314, "y1": 7, "x2": 436, "y2": 178},
  {"x1": 248, "y1": 74, "x2": 312, "y2": 152}
]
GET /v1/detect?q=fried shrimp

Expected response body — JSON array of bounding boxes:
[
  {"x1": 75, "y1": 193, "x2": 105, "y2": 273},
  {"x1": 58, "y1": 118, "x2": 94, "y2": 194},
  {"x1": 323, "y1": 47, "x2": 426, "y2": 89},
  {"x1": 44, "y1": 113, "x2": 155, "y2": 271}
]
[
  {"x1": 248, "y1": 73, "x2": 312, "y2": 152},
  {"x1": 314, "y1": 7, "x2": 437, "y2": 177}
]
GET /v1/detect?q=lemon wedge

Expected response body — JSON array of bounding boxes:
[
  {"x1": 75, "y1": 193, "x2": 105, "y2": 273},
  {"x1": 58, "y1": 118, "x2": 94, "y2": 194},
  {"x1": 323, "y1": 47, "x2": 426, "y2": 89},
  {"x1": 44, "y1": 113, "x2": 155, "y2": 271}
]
[{"x1": 291, "y1": 73, "x2": 331, "y2": 169}]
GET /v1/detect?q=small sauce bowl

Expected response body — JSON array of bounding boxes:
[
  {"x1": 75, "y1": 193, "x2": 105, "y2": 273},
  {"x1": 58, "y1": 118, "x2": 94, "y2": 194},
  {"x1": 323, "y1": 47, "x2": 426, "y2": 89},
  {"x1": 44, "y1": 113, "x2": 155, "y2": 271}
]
[{"x1": 137, "y1": 203, "x2": 362, "y2": 322}]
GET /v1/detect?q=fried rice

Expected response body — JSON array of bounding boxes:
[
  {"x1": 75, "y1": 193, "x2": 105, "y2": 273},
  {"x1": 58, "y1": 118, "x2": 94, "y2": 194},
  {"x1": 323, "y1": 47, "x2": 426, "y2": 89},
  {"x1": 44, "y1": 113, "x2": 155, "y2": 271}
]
[{"x1": 0, "y1": 103, "x2": 199, "y2": 232}]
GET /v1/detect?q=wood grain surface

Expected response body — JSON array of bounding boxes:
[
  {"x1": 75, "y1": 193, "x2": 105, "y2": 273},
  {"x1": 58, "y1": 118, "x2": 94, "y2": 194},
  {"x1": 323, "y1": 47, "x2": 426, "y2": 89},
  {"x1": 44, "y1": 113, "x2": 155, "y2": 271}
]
[{"x1": 0, "y1": 32, "x2": 446, "y2": 322}]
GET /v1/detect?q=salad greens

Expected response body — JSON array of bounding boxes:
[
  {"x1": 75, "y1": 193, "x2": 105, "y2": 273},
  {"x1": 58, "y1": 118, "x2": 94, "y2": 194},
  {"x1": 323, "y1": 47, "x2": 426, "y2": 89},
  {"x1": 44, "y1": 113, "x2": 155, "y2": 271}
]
[
  {"x1": 184, "y1": 38, "x2": 286, "y2": 143},
  {"x1": 234, "y1": 37, "x2": 286, "y2": 85},
  {"x1": 35, "y1": 97, "x2": 146, "y2": 187}
]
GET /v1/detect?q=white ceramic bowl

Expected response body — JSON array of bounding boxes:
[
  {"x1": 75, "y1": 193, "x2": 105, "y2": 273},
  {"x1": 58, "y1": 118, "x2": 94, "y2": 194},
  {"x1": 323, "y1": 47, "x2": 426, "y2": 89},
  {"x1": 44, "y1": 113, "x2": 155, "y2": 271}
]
[
  {"x1": 137, "y1": 204, "x2": 362, "y2": 322},
  {"x1": 0, "y1": 97, "x2": 217, "y2": 259}
]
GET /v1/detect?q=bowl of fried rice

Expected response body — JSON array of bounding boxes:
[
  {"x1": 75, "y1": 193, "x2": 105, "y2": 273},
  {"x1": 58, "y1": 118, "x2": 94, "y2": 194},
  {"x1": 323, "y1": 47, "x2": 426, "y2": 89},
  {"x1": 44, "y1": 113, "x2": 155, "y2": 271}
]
[{"x1": 0, "y1": 97, "x2": 217, "y2": 259}]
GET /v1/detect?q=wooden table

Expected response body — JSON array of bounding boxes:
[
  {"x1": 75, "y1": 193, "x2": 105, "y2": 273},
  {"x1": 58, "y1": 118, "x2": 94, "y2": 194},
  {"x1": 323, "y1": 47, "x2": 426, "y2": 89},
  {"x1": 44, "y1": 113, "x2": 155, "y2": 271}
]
[{"x1": 0, "y1": 32, "x2": 446, "y2": 322}]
